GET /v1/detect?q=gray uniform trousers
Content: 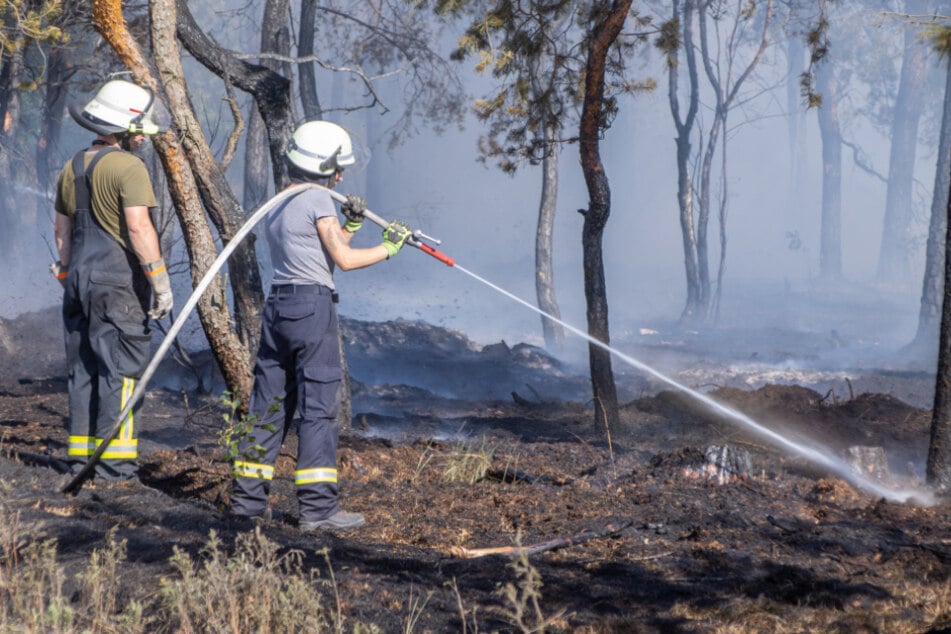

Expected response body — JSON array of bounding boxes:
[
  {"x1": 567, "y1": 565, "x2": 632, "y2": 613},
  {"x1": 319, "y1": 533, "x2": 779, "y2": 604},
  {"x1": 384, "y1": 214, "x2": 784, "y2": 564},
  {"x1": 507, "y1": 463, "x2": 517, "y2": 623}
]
[
  {"x1": 231, "y1": 284, "x2": 344, "y2": 522},
  {"x1": 61, "y1": 148, "x2": 152, "y2": 480}
]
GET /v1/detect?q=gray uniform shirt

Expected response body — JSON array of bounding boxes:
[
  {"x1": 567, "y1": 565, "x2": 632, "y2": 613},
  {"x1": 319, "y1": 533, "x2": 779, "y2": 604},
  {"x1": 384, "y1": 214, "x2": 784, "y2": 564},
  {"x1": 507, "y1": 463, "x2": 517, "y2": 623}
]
[{"x1": 266, "y1": 188, "x2": 337, "y2": 289}]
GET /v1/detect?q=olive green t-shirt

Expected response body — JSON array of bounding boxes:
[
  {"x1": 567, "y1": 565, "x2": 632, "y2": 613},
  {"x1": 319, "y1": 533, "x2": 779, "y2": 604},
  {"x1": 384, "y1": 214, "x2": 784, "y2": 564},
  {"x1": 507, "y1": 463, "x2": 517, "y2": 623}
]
[{"x1": 54, "y1": 149, "x2": 158, "y2": 251}]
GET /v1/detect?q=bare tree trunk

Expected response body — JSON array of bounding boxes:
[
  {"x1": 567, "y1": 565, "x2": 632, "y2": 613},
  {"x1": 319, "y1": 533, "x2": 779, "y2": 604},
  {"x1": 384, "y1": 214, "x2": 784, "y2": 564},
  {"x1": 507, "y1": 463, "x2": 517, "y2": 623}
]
[
  {"x1": 579, "y1": 0, "x2": 630, "y2": 436},
  {"x1": 697, "y1": 0, "x2": 772, "y2": 321},
  {"x1": 697, "y1": 110, "x2": 720, "y2": 318},
  {"x1": 91, "y1": 0, "x2": 256, "y2": 407},
  {"x1": 878, "y1": 3, "x2": 928, "y2": 286},
  {"x1": 667, "y1": 0, "x2": 702, "y2": 322},
  {"x1": 536, "y1": 124, "x2": 565, "y2": 351},
  {"x1": 915, "y1": 61, "x2": 951, "y2": 350},
  {"x1": 815, "y1": 61, "x2": 842, "y2": 281}
]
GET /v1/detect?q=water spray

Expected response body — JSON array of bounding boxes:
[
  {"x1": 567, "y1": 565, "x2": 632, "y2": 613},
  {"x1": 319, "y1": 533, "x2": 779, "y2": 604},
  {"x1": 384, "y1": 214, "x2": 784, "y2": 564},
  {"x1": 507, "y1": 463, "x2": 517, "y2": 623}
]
[
  {"x1": 63, "y1": 185, "x2": 935, "y2": 505},
  {"x1": 449, "y1": 266, "x2": 935, "y2": 506}
]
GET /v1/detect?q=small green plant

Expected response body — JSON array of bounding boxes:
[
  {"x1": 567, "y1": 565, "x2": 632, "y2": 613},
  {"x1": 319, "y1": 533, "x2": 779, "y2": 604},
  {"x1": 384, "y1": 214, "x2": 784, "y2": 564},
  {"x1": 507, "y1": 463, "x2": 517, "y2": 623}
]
[
  {"x1": 217, "y1": 391, "x2": 279, "y2": 478},
  {"x1": 160, "y1": 528, "x2": 334, "y2": 633},
  {"x1": 442, "y1": 437, "x2": 494, "y2": 484},
  {"x1": 0, "y1": 519, "x2": 74, "y2": 631},
  {"x1": 0, "y1": 501, "x2": 149, "y2": 632},
  {"x1": 77, "y1": 528, "x2": 150, "y2": 633},
  {"x1": 494, "y1": 532, "x2": 566, "y2": 634}
]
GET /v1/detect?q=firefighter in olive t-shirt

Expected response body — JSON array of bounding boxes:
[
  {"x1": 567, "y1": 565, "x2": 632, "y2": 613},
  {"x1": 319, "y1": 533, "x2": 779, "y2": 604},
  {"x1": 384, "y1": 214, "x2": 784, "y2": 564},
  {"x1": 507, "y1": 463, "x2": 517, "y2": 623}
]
[{"x1": 52, "y1": 80, "x2": 173, "y2": 480}]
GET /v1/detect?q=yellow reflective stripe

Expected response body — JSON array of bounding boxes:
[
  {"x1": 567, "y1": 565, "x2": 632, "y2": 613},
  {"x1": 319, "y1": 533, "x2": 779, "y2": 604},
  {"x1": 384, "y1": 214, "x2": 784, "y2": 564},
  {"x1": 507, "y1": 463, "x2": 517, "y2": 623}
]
[
  {"x1": 295, "y1": 468, "x2": 337, "y2": 485},
  {"x1": 119, "y1": 377, "x2": 135, "y2": 440},
  {"x1": 98, "y1": 437, "x2": 138, "y2": 460},
  {"x1": 234, "y1": 461, "x2": 274, "y2": 480},
  {"x1": 68, "y1": 436, "x2": 97, "y2": 457}
]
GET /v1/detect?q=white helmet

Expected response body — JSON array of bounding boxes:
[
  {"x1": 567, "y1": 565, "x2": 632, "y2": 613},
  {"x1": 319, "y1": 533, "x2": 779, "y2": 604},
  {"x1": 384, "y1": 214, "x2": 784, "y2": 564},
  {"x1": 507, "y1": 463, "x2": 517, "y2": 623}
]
[
  {"x1": 69, "y1": 79, "x2": 163, "y2": 136},
  {"x1": 286, "y1": 121, "x2": 356, "y2": 177}
]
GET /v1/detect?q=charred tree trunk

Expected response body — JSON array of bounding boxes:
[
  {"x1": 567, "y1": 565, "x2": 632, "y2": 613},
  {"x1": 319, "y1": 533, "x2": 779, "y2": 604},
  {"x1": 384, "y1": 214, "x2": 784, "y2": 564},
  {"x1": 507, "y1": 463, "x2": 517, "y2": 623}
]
[
  {"x1": 579, "y1": 0, "x2": 630, "y2": 436},
  {"x1": 536, "y1": 123, "x2": 565, "y2": 351},
  {"x1": 915, "y1": 61, "x2": 951, "y2": 350},
  {"x1": 815, "y1": 60, "x2": 842, "y2": 281},
  {"x1": 298, "y1": 0, "x2": 323, "y2": 120},
  {"x1": 91, "y1": 0, "x2": 256, "y2": 406},
  {"x1": 36, "y1": 46, "x2": 70, "y2": 194},
  {"x1": 175, "y1": 0, "x2": 293, "y2": 190},
  {"x1": 928, "y1": 162, "x2": 951, "y2": 492},
  {"x1": 243, "y1": 0, "x2": 291, "y2": 210},
  {"x1": 878, "y1": 6, "x2": 927, "y2": 287}
]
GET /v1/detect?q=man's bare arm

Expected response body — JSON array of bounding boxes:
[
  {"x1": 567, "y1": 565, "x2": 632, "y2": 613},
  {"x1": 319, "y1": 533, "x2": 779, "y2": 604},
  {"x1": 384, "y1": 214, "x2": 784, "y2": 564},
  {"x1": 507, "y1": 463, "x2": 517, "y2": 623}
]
[
  {"x1": 124, "y1": 205, "x2": 162, "y2": 264},
  {"x1": 317, "y1": 216, "x2": 388, "y2": 271},
  {"x1": 54, "y1": 213, "x2": 73, "y2": 266}
]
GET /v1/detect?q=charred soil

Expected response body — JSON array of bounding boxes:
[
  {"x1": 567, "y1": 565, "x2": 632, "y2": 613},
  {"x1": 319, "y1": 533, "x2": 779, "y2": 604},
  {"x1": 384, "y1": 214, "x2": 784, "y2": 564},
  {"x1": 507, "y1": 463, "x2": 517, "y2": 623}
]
[{"x1": 0, "y1": 307, "x2": 949, "y2": 632}]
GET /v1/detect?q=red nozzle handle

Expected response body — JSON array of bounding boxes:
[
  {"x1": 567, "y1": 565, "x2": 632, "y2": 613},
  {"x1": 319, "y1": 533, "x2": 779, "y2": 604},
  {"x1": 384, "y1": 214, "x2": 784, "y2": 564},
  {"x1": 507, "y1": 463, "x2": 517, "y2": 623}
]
[{"x1": 415, "y1": 242, "x2": 455, "y2": 267}]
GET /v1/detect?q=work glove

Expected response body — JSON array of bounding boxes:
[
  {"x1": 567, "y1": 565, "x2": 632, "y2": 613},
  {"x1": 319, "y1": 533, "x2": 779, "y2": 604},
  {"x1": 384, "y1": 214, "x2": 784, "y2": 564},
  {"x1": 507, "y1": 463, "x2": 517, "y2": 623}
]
[
  {"x1": 340, "y1": 194, "x2": 367, "y2": 233},
  {"x1": 142, "y1": 258, "x2": 174, "y2": 319},
  {"x1": 381, "y1": 220, "x2": 412, "y2": 259},
  {"x1": 50, "y1": 261, "x2": 68, "y2": 288}
]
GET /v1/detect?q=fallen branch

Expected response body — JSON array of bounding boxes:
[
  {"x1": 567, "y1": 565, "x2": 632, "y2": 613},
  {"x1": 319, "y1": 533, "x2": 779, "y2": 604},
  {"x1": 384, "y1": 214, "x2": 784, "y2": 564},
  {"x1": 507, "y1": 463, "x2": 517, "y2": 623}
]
[
  {"x1": 1, "y1": 448, "x2": 71, "y2": 473},
  {"x1": 447, "y1": 520, "x2": 633, "y2": 559}
]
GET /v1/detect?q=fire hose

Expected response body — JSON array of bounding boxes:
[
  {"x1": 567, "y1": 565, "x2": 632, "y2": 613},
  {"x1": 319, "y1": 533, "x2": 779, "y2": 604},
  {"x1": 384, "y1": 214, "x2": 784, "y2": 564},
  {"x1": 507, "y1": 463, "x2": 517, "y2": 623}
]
[{"x1": 62, "y1": 183, "x2": 453, "y2": 494}]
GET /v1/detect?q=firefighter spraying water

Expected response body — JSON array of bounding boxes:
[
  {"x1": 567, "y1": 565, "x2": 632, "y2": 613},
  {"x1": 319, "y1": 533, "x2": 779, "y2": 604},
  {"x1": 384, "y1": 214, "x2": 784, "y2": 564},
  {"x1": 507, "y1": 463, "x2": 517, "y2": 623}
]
[
  {"x1": 62, "y1": 122, "x2": 935, "y2": 508},
  {"x1": 62, "y1": 121, "x2": 453, "y2": 504}
]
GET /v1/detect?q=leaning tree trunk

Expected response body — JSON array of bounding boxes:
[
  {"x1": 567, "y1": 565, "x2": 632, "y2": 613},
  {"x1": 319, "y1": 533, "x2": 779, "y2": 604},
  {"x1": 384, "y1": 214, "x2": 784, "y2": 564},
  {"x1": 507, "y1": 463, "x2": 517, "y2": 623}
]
[
  {"x1": 915, "y1": 60, "x2": 951, "y2": 350},
  {"x1": 151, "y1": 0, "x2": 264, "y2": 354},
  {"x1": 91, "y1": 0, "x2": 256, "y2": 406},
  {"x1": 579, "y1": 0, "x2": 630, "y2": 436},
  {"x1": 536, "y1": 123, "x2": 565, "y2": 351},
  {"x1": 815, "y1": 60, "x2": 842, "y2": 281},
  {"x1": 878, "y1": 4, "x2": 928, "y2": 287}
]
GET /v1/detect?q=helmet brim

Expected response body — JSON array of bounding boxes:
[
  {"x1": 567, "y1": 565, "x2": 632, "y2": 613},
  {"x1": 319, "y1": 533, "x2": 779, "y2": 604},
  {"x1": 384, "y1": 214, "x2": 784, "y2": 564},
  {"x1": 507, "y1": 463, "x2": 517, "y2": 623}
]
[{"x1": 69, "y1": 103, "x2": 128, "y2": 136}]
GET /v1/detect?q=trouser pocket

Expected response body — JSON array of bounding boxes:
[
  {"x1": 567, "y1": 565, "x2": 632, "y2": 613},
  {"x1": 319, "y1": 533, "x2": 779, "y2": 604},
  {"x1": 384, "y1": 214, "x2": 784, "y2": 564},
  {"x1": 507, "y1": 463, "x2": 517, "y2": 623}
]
[{"x1": 300, "y1": 365, "x2": 343, "y2": 420}]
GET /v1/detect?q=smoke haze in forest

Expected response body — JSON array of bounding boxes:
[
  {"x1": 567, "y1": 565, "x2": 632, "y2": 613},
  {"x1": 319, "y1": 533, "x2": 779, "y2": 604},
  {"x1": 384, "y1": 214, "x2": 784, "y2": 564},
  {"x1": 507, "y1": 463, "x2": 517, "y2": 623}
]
[{"x1": 0, "y1": 3, "x2": 939, "y2": 375}]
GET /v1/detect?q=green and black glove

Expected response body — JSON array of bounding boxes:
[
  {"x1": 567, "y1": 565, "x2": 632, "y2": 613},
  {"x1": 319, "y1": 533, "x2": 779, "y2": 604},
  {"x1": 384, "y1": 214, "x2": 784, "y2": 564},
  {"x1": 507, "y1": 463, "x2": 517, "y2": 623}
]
[
  {"x1": 341, "y1": 194, "x2": 367, "y2": 233},
  {"x1": 382, "y1": 220, "x2": 412, "y2": 258}
]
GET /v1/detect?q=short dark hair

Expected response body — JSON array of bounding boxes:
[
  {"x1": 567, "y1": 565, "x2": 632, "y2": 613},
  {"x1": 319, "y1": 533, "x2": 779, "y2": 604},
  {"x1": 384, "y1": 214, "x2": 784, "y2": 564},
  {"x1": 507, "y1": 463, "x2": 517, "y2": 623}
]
[{"x1": 286, "y1": 160, "x2": 332, "y2": 185}]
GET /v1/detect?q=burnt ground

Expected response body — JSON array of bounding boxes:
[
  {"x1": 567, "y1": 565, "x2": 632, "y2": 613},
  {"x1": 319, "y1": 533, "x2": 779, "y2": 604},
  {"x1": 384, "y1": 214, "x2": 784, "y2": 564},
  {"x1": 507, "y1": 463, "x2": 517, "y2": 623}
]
[{"x1": 0, "y1": 306, "x2": 950, "y2": 632}]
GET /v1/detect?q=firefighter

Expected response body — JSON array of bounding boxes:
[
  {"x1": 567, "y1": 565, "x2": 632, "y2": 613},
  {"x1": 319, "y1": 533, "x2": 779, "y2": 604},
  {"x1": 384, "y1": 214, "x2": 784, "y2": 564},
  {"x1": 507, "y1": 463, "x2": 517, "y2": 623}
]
[
  {"x1": 230, "y1": 120, "x2": 411, "y2": 532},
  {"x1": 52, "y1": 79, "x2": 172, "y2": 480}
]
